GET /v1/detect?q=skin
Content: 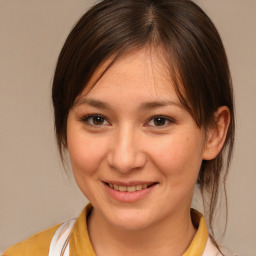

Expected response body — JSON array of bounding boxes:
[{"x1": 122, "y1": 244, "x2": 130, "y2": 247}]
[{"x1": 67, "y1": 49, "x2": 230, "y2": 256}]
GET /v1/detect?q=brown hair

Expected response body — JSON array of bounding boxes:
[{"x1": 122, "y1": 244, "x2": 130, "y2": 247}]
[{"x1": 52, "y1": 0, "x2": 235, "y2": 238}]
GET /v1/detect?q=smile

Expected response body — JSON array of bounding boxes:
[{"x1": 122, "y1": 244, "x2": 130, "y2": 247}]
[
  {"x1": 106, "y1": 183, "x2": 154, "y2": 192},
  {"x1": 103, "y1": 182, "x2": 158, "y2": 203}
]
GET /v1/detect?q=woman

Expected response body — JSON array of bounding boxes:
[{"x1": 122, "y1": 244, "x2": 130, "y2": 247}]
[{"x1": 4, "y1": 0, "x2": 234, "y2": 255}]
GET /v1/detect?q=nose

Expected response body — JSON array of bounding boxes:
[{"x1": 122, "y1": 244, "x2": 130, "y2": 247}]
[{"x1": 107, "y1": 126, "x2": 146, "y2": 173}]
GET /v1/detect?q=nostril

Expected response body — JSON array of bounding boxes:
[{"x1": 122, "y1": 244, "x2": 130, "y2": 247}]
[{"x1": 107, "y1": 148, "x2": 147, "y2": 173}]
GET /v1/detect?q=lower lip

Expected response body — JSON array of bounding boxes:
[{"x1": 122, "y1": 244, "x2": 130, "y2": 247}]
[{"x1": 103, "y1": 183, "x2": 157, "y2": 203}]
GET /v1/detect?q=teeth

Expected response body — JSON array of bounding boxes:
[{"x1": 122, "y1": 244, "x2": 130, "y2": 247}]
[
  {"x1": 127, "y1": 186, "x2": 136, "y2": 192},
  {"x1": 108, "y1": 183, "x2": 151, "y2": 192},
  {"x1": 136, "y1": 185, "x2": 142, "y2": 191},
  {"x1": 119, "y1": 186, "x2": 127, "y2": 192}
]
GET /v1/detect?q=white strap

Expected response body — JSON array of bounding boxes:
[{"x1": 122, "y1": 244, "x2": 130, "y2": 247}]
[
  {"x1": 48, "y1": 219, "x2": 76, "y2": 256},
  {"x1": 202, "y1": 237, "x2": 221, "y2": 256}
]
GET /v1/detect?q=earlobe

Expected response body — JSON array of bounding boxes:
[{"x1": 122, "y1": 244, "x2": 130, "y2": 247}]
[{"x1": 203, "y1": 106, "x2": 230, "y2": 160}]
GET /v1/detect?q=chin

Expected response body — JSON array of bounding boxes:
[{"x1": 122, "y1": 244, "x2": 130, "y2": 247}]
[
  {"x1": 105, "y1": 207, "x2": 156, "y2": 231},
  {"x1": 113, "y1": 217, "x2": 152, "y2": 231}
]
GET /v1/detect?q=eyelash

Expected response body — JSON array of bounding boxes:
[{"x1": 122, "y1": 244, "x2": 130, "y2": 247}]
[
  {"x1": 81, "y1": 114, "x2": 110, "y2": 127},
  {"x1": 81, "y1": 114, "x2": 175, "y2": 128},
  {"x1": 147, "y1": 115, "x2": 175, "y2": 127}
]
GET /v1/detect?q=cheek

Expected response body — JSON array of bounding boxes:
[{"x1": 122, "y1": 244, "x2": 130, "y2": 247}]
[
  {"x1": 150, "y1": 133, "x2": 204, "y2": 182},
  {"x1": 67, "y1": 131, "x2": 109, "y2": 200},
  {"x1": 67, "y1": 129, "x2": 107, "y2": 176}
]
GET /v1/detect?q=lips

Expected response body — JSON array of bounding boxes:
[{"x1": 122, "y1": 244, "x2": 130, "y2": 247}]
[
  {"x1": 103, "y1": 181, "x2": 158, "y2": 202},
  {"x1": 106, "y1": 183, "x2": 154, "y2": 192}
]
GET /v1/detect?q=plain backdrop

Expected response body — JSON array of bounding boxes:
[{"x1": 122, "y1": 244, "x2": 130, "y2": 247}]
[{"x1": 0, "y1": 1, "x2": 255, "y2": 255}]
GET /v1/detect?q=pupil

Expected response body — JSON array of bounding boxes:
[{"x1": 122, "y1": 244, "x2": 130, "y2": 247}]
[
  {"x1": 93, "y1": 116, "x2": 104, "y2": 125},
  {"x1": 154, "y1": 117, "x2": 166, "y2": 126}
]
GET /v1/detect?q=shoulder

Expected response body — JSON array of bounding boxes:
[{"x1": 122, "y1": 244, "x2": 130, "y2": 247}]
[{"x1": 3, "y1": 224, "x2": 61, "y2": 256}]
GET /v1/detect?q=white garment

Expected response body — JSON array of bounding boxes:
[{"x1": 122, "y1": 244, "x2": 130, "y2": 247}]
[
  {"x1": 49, "y1": 219, "x2": 220, "y2": 256},
  {"x1": 48, "y1": 219, "x2": 76, "y2": 256},
  {"x1": 202, "y1": 238, "x2": 221, "y2": 256}
]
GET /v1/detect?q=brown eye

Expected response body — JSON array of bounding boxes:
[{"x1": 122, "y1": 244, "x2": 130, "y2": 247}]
[
  {"x1": 92, "y1": 116, "x2": 105, "y2": 125},
  {"x1": 83, "y1": 115, "x2": 109, "y2": 126},
  {"x1": 153, "y1": 117, "x2": 167, "y2": 126},
  {"x1": 147, "y1": 116, "x2": 174, "y2": 128}
]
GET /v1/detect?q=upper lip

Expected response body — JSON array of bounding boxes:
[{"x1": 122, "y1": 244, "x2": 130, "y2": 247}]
[{"x1": 103, "y1": 181, "x2": 158, "y2": 186}]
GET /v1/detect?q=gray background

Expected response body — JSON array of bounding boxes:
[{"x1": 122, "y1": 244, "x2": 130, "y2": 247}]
[{"x1": 0, "y1": 1, "x2": 255, "y2": 255}]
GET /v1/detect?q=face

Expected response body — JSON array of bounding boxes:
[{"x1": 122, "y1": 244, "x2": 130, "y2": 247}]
[{"x1": 67, "y1": 49, "x2": 209, "y2": 230}]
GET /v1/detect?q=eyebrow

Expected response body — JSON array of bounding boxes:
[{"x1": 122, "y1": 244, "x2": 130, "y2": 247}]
[
  {"x1": 75, "y1": 98, "x2": 182, "y2": 111},
  {"x1": 75, "y1": 98, "x2": 112, "y2": 110},
  {"x1": 138, "y1": 100, "x2": 182, "y2": 111}
]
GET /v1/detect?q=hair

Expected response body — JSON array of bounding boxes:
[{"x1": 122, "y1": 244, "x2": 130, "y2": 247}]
[{"x1": 52, "y1": 0, "x2": 235, "y2": 240}]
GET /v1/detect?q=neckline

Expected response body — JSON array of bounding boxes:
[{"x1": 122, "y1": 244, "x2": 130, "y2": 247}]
[{"x1": 69, "y1": 204, "x2": 209, "y2": 256}]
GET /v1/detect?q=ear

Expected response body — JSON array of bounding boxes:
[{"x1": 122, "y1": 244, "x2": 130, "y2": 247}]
[{"x1": 203, "y1": 106, "x2": 231, "y2": 160}]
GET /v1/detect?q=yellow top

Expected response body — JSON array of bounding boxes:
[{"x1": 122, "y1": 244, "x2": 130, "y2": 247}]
[{"x1": 4, "y1": 204, "x2": 208, "y2": 256}]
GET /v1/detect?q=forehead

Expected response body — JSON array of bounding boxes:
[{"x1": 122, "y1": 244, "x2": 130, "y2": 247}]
[{"x1": 77, "y1": 48, "x2": 180, "y2": 104}]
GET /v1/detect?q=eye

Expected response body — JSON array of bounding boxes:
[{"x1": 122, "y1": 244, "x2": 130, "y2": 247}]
[
  {"x1": 147, "y1": 116, "x2": 174, "y2": 127},
  {"x1": 82, "y1": 114, "x2": 109, "y2": 126}
]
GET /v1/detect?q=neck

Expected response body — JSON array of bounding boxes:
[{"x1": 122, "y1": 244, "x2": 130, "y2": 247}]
[{"x1": 88, "y1": 207, "x2": 196, "y2": 256}]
